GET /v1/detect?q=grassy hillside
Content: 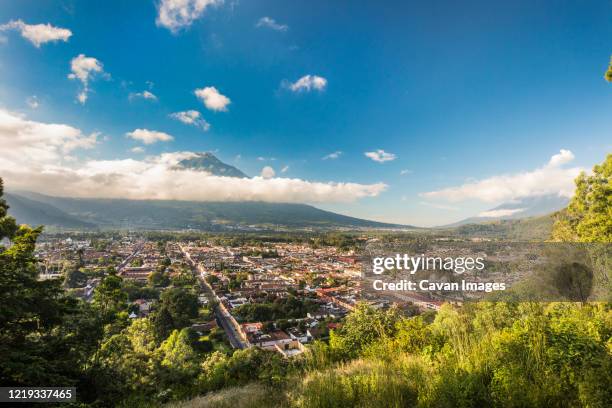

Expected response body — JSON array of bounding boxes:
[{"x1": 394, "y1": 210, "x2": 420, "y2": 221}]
[
  {"x1": 446, "y1": 214, "x2": 555, "y2": 240},
  {"x1": 168, "y1": 302, "x2": 611, "y2": 408},
  {"x1": 166, "y1": 384, "x2": 282, "y2": 408}
]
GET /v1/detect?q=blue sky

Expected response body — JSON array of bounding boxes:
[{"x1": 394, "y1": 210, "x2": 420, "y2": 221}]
[{"x1": 0, "y1": 0, "x2": 610, "y2": 226}]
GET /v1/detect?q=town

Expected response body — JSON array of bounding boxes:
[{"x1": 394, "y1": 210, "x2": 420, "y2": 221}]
[
  {"x1": 32, "y1": 230, "x2": 583, "y2": 362},
  {"x1": 34, "y1": 233, "x2": 428, "y2": 358}
]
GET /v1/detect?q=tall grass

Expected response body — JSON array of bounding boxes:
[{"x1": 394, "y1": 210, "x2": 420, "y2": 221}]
[
  {"x1": 291, "y1": 355, "x2": 429, "y2": 408},
  {"x1": 166, "y1": 383, "x2": 286, "y2": 408}
]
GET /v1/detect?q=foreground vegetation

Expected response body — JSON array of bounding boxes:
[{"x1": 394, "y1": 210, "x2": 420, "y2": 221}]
[
  {"x1": 0, "y1": 155, "x2": 609, "y2": 407},
  {"x1": 165, "y1": 302, "x2": 610, "y2": 408},
  {"x1": 172, "y1": 154, "x2": 612, "y2": 407}
]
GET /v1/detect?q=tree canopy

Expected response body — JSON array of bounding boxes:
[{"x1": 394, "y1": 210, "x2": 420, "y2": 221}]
[{"x1": 552, "y1": 154, "x2": 611, "y2": 242}]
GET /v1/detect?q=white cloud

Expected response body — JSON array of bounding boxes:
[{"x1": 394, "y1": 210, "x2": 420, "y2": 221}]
[
  {"x1": 322, "y1": 151, "x2": 342, "y2": 160},
  {"x1": 26, "y1": 96, "x2": 39, "y2": 109},
  {"x1": 126, "y1": 129, "x2": 174, "y2": 144},
  {"x1": 67, "y1": 54, "x2": 106, "y2": 104},
  {"x1": 194, "y1": 86, "x2": 230, "y2": 111},
  {"x1": 281, "y1": 165, "x2": 289, "y2": 173},
  {"x1": 365, "y1": 149, "x2": 397, "y2": 163},
  {"x1": 156, "y1": 0, "x2": 223, "y2": 33},
  {"x1": 421, "y1": 149, "x2": 582, "y2": 203},
  {"x1": 68, "y1": 54, "x2": 103, "y2": 83},
  {"x1": 0, "y1": 108, "x2": 97, "y2": 171},
  {"x1": 256, "y1": 17, "x2": 288, "y2": 32},
  {"x1": 131, "y1": 146, "x2": 145, "y2": 153},
  {"x1": 261, "y1": 166, "x2": 275, "y2": 179},
  {"x1": 129, "y1": 90, "x2": 158, "y2": 101},
  {"x1": 400, "y1": 169, "x2": 412, "y2": 175},
  {"x1": 1, "y1": 110, "x2": 387, "y2": 205},
  {"x1": 287, "y1": 75, "x2": 327, "y2": 92},
  {"x1": 0, "y1": 20, "x2": 72, "y2": 47},
  {"x1": 478, "y1": 208, "x2": 525, "y2": 218},
  {"x1": 547, "y1": 148, "x2": 574, "y2": 167},
  {"x1": 77, "y1": 91, "x2": 88, "y2": 104},
  {"x1": 170, "y1": 110, "x2": 210, "y2": 131}
]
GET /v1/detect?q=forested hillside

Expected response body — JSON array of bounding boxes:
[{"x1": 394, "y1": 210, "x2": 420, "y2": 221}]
[{"x1": 6, "y1": 191, "x2": 407, "y2": 230}]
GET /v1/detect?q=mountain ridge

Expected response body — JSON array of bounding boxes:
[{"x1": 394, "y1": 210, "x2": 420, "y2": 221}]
[
  {"x1": 6, "y1": 191, "x2": 411, "y2": 230},
  {"x1": 443, "y1": 194, "x2": 569, "y2": 227},
  {"x1": 5, "y1": 153, "x2": 413, "y2": 230}
]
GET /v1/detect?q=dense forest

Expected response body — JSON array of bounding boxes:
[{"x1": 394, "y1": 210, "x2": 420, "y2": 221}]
[{"x1": 0, "y1": 155, "x2": 610, "y2": 407}]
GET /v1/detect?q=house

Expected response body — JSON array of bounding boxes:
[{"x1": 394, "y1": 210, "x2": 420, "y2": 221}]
[
  {"x1": 275, "y1": 339, "x2": 306, "y2": 358},
  {"x1": 248, "y1": 330, "x2": 292, "y2": 349},
  {"x1": 133, "y1": 299, "x2": 152, "y2": 315},
  {"x1": 121, "y1": 266, "x2": 153, "y2": 282},
  {"x1": 241, "y1": 322, "x2": 263, "y2": 334},
  {"x1": 287, "y1": 327, "x2": 310, "y2": 343}
]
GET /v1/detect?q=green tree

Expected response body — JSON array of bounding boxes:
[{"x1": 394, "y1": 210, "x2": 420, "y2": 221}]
[
  {"x1": 93, "y1": 273, "x2": 128, "y2": 323},
  {"x1": 197, "y1": 348, "x2": 287, "y2": 393},
  {"x1": 63, "y1": 264, "x2": 88, "y2": 288},
  {"x1": 329, "y1": 302, "x2": 401, "y2": 359},
  {"x1": 148, "y1": 270, "x2": 170, "y2": 287},
  {"x1": 552, "y1": 154, "x2": 611, "y2": 242},
  {"x1": 95, "y1": 317, "x2": 160, "y2": 404},
  {"x1": 0, "y1": 178, "x2": 93, "y2": 387},
  {"x1": 605, "y1": 56, "x2": 612, "y2": 82},
  {"x1": 130, "y1": 257, "x2": 143, "y2": 267},
  {"x1": 152, "y1": 287, "x2": 199, "y2": 341},
  {"x1": 158, "y1": 328, "x2": 198, "y2": 384}
]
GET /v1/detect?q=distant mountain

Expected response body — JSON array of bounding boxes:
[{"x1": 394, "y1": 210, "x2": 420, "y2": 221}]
[
  {"x1": 5, "y1": 193, "x2": 96, "y2": 229},
  {"x1": 7, "y1": 191, "x2": 409, "y2": 230},
  {"x1": 174, "y1": 152, "x2": 249, "y2": 178},
  {"x1": 5, "y1": 153, "x2": 412, "y2": 230},
  {"x1": 446, "y1": 195, "x2": 569, "y2": 227}
]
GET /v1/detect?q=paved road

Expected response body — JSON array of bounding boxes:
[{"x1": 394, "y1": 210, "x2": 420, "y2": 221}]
[
  {"x1": 117, "y1": 242, "x2": 144, "y2": 273},
  {"x1": 180, "y1": 246, "x2": 248, "y2": 349}
]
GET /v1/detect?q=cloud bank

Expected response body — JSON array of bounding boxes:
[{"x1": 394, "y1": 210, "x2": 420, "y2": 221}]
[
  {"x1": 0, "y1": 108, "x2": 98, "y2": 168},
  {"x1": 0, "y1": 109, "x2": 386, "y2": 204},
  {"x1": 421, "y1": 150, "x2": 581, "y2": 203}
]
